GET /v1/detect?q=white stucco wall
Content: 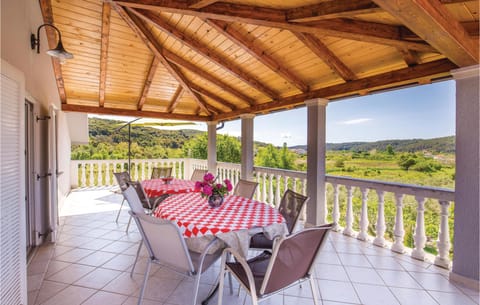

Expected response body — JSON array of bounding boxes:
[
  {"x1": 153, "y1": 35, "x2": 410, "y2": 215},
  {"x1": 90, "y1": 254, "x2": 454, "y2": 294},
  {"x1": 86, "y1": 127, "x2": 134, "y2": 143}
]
[{"x1": 2, "y1": 0, "x2": 72, "y2": 240}]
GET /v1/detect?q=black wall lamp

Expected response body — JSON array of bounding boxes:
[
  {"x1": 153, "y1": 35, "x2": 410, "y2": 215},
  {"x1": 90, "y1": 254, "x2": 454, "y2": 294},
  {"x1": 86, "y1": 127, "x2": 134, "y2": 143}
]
[{"x1": 31, "y1": 23, "x2": 73, "y2": 64}]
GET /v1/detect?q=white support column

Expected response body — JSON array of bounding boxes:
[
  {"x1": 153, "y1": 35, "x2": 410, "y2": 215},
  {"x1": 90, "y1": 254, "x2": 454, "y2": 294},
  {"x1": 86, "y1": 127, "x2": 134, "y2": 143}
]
[
  {"x1": 451, "y1": 65, "x2": 479, "y2": 286},
  {"x1": 240, "y1": 114, "x2": 255, "y2": 181},
  {"x1": 305, "y1": 98, "x2": 328, "y2": 225},
  {"x1": 207, "y1": 121, "x2": 217, "y2": 175}
]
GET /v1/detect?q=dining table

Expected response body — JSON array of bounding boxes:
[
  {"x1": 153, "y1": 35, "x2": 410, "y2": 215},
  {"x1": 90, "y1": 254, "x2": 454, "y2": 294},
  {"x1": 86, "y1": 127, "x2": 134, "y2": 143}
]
[{"x1": 142, "y1": 178, "x2": 199, "y2": 198}]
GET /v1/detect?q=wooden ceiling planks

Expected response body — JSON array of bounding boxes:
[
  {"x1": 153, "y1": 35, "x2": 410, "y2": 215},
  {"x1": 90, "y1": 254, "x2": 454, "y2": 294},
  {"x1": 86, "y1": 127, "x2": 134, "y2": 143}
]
[{"x1": 41, "y1": 0, "x2": 477, "y2": 122}]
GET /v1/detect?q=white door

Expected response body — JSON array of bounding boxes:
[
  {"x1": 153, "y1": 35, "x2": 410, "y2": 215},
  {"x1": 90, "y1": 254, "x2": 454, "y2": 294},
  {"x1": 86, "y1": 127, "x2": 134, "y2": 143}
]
[{"x1": 48, "y1": 105, "x2": 59, "y2": 242}]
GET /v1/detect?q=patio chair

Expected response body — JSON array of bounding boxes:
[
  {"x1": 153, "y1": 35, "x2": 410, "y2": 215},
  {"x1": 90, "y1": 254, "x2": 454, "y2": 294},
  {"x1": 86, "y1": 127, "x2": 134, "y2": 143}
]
[
  {"x1": 233, "y1": 179, "x2": 258, "y2": 199},
  {"x1": 123, "y1": 181, "x2": 168, "y2": 233},
  {"x1": 190, "y1": 168, "x2": 208, "y2": 181},
  {"x1": 114, "y1": 171, "x2": 132, "y2": 223},
  {"x1": 249, "y1": 189, "x2": 309, "y2": 250},
  {"x1": 150, "y1": 166, "x2": 173, "y2": 179},
  {"x1": 129, "y1": 210, "x2": 223, "y2": 305},
  {"x1": 217, "y1": 224, "x2": 333, "y2": 305}
]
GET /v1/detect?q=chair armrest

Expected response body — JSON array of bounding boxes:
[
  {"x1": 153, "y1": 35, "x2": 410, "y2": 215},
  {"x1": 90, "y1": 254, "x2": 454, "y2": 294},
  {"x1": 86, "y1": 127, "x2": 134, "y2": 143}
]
[{"x1": 221, "y1": 247, "x2": 258, "y2": 295}]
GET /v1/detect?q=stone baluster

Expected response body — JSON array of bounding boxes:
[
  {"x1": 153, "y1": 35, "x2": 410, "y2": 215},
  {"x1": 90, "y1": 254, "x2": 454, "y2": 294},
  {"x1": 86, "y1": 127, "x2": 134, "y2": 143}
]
[
  {"x1": 262, "y1": 173, "x2": 267, "y2": 203},
  {"x1": 268, "y1": 174, "x2": 274, "y2": 206},
  {"x1": 434, "y1": 200, "x2": 451, "y2": 268},
  {"x1": 392, "y1": 193, "x2": 406, "y2": 253},
  {"x1": 293, "y1": 177, "x2": 297, "y2": 193},
  {"x1": 302, "y1": 178, "x2": 307, "y2": 195},
  {"x1": 332, "y1": 183, "x2": 341, "y2": 231},
  {"x1": 80, "y1": 163, "x2": 86, "y2": 187},
  {"x1": 275, "y1": 174, "x2": 281, "y2": 206},
  {"x1": 357, "y1": 187, "x2": 369, "y2": 241},
  {"x1": 89, "y1": 163, "x2": 94, "y2": 187},
  {"x1": 284, "y1": 176, "x2": 288, "y2": 194},
  {"x1": 412, "y1": 196, "x2": 427, "y2": 260},
  {"x1": 343, "y1": 186, "x2": 355, "y2": 237},
  {"x1": 97, "y1": 162, "x2": 102, "y2": 186},
  {"x1": 373, "y1": 191, "x2": 387, "y2": 247}
]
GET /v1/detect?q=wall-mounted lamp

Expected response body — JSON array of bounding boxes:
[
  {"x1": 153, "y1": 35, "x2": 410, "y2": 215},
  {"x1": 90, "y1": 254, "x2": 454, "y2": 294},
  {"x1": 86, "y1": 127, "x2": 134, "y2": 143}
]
[{"x1": 31, "y1": 23, "x2": 73, "y2": 64}]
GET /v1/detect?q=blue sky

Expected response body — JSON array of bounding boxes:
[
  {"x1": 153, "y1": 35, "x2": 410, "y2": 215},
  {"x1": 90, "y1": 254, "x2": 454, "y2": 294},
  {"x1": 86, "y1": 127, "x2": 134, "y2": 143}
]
[
  {"x1": 91, "y1": 80, "x2": 456, "y2": 146},
  {"x1": 218, "y1": 80, "x2": 456, "y2": 146}
]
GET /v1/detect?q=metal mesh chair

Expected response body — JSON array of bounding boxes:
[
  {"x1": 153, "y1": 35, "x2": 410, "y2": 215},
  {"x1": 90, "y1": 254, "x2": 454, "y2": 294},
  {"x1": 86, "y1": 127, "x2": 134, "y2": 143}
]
[
  {"x1": 150, "y1": 166, "x2": 173, "y2": 179},
  {"x1": 114, "y1": 171, "x2": 132, "y2": 223},
  {"x1": 250, "y1": 189, "x2": 309, "y2": 250},
  {"x1": 233, "y1": 179, "x2": 258, "y2": 199},
  {"x1": 190, "y1": 168, "x2": 208, "y2": 181},
  {"x1": 129, "y1": 209, "x2": 223, "y2": 305},
  {"x1": 217, "y1": 224, "x2": 332, "y2": 305}
]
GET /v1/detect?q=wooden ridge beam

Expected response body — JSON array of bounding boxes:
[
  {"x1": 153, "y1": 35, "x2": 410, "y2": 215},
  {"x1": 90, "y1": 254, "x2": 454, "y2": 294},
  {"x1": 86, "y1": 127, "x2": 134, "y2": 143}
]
[
  {"x1": 133, "y1": 9, "x2": 279, "y2": 99},
  {"x1": 62, "y1": 103, "x2": 209, "y2": 121},
  {"x1": 112, "y1": 4, "x2": 212, "y2": 115},
  {"x1": 189, "y1": 82, "x2": 237, "y2": 111},
  {"x1": 138, "y1": 56, "x2": 160, "y2": 110},
  {"x1": 398, "y1": 47, "x2": 419, "y2": 67},
  {"x1": 206, "y1": 19, "x2": 309, "y2": 92},
  {"x1": 213, "y1": 59, "x2": 457, "y2": 121},
  {"x1": 114, "y1": 0, "x2": 436, "y2": 53},
  {"x1": 162, "y1": 49, "x2": 255, "y2": 106},
  {"x1": 286, "y1": 0, "x2": 381, "y2": 22},
  {"x1": 294, "y1": 32, "x2": 356, "y2": 81},
  {"x1": 167, "y1": 86, "x2": 183, "y2": 113},
  {"x1": 99, "y1": 2, "x2": 111, "y2": 107},
  {"x1": 188, "y1": 0, "x2": 217, "y2": 9},
  {"x1": 39, "y1": 0, "x2": 67, "y2": 103},
  {"x1": 373, "y1": 0, "x2": 479, "y2": 66}
]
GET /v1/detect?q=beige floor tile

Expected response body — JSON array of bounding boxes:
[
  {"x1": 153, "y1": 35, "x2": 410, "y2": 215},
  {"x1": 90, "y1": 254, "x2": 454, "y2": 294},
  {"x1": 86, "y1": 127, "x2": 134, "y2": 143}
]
[
  {"x1": 82, "y1": 291, "x2": 128, "y2": 305},
  {"x1": 45, "y1": 260, "x2": 71, "y2": 277},
  {"x1": 102, "y1": 254, "x2": 136, "y2": 271},
  {"x1": 28, "y1": 274, "x2": 45, "y2": 292},
  {"x1": 54, "y1": 248, "x2": 95, "y2": 263},
  {"x1": 39, "y1": 285, "x2": 96, "y2": 305},
  {"x1": 101, "y1": 241, "x2": 137, "y2": 253},
  {"x1": 353, "y1": 283, "x2": 400, "y2": 305},
  {"x1": 77, "y1": 251, "x2": 117, "y2": 267},
  {"x1": 74, "y1": 267, "x2": 122, "y2": 289},
  {"x1": 35, "y1": 281, "x2": 69, "y2": 305},
  {"x1": 46, "y1": 263, "x2": 96, "y2": 284},
  {"x1": 102, "y1": 272, "x2": 143, "y2": 296}
]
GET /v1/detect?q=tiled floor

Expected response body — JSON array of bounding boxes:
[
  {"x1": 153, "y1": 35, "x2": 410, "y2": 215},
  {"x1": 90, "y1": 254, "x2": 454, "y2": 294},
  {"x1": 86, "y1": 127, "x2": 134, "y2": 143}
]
[{"x1": 28, "y1": 187, "x2": 479, "y2": 305}]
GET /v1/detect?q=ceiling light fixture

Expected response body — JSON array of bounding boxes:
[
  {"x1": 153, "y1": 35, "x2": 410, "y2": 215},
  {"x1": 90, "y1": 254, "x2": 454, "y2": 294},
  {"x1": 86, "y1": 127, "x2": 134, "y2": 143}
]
[{"x1": 31, "y1": 23, "x2": 73, "y2": 64}]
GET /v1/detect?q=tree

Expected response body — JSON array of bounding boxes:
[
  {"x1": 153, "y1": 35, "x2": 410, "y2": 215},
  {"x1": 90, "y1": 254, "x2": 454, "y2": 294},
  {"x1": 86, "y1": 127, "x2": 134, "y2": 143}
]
[
  {"x1": 398, "y1": 153, "x2": 417, "y2": 170},
  {"x1": 255, "y1": 143, "x2": 295, "y2": 170},
  {"x1": 386, "y1": 144, "x2": 395, "y2": 155},
  {"x1": 182, "y1": 133, "x2": 242, "y2": 163}
]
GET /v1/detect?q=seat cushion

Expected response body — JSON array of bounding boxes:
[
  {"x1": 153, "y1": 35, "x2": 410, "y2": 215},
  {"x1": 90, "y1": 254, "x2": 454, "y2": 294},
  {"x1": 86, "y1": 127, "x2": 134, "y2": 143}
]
[{"x1": 249, "y1": 232, "x2": 274, "y2": 250}]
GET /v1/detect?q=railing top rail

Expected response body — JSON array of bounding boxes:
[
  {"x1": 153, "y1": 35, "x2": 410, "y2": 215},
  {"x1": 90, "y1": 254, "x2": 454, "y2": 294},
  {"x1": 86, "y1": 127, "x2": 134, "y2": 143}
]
[
  {"x1": 326, "y1": 175, "x2": 455, "y2": 201},
  {"x1": 253, "y1": 166, "x2": 307, "y2": 179}
]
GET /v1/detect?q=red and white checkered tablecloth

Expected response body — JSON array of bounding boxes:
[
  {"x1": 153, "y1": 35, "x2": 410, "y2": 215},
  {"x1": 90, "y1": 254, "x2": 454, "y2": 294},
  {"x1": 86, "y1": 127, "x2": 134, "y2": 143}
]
[
  {"x1": 153, "y1": 193, "x2": 285, "y2": 238},
  {"x1": 142, "y1": 178, "x2": 199, "y2": 197}
]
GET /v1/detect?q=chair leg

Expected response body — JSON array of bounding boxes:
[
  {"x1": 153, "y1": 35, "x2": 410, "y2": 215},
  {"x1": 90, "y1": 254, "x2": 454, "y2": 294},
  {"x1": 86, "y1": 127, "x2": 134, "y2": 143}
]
[
  {"x1": 115, "y1": 198, "x2": 125, "y2": 223},
  {"x1": 137, "y1": 260, "x2": 152, "y2": 305},
  {"x1": 217, "y1": 255, "x2": 228, "y2": 305},
  {"x1": 130, "y1": 240, "x2": 143, "y2": 277},
  {"x1": 226, "y1": 253, "x2": 233, "y2": 295},
  {"x1": 192, "y1": 269, "x2": 203, "y2": 305},
  {"x1": 309, "y1": 276, "x2": 320, "y2": 305},
  {"x1": 126, "y1": 214, "x2": 132, "y2": 233}
]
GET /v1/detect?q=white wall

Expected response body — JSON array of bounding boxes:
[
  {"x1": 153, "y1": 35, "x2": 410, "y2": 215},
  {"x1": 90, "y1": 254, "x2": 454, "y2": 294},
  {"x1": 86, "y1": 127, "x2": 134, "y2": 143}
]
[{"x1": 1, "y1": 0, "x2": 72, "y2": 240}]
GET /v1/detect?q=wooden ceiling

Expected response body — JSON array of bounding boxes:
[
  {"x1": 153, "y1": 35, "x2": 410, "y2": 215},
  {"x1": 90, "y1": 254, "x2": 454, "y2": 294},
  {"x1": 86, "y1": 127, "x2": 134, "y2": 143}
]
[{"x1": 40, "y1": 0, "x2": 479, "y2": 122}]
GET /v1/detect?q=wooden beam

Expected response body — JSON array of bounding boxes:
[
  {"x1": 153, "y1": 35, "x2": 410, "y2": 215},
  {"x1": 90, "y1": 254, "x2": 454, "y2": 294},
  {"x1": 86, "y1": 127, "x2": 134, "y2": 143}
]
[
  {"x1": 112, "y1": 4, "x2": 212, "y2": 115},
  {"x1": 206, "y1": 19, "x2": 309, "y2": 92},
  {"x1": 137, "y1": 56, "x2": 160, "y2": 110},
  {"x1": 114, "y1": 0, "x2": 436, "y2": 52},
  {"x1": 162, "y1": 49, "x2": 255, "y2": 106},
  {"x1": 167, "y1": 86, "x2": 183, "y2": 113},
  {"x1": 212, "y1": 59, "x2": 457, "y2": 121},
  {"x1": 62, "y1": 103, "x2": 209, "y2": 121},
  {"x1": 398, "y1": 47, "x2": 419, "y2": 67},
  {"x1": 188, "y1": 0, "x2": 217, "y2": 9},
  {"x1": 294, "y1": 32, "x2": 357, "y2": 81},
  {"x1": 373, "y1": 0, "x2": 479, "y2": 66},
  {"x1": 133, "y1": 9, "x2": 279, "y2": 99},
  {"x1": 286, "y1": 0, "x2": 381, "y2": 22},
  {"x1": 189, "y1": 83, "x2": 237, "y2": 110},
  {"x1": 39, "y1": 0, "x2": 67, "y2": 103},
  {"x1": 99, "y1": 2, "x2": 111, "y2": 107}
]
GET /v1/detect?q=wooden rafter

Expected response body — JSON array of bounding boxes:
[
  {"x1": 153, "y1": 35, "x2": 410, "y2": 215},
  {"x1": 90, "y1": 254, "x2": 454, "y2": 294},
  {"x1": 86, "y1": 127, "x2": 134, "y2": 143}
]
[
  {"x1": 133, "y1": 9, "x2": 279, "y2": 99},
  {"x1": 398, "y1": 48, "x2": 419, "y2": 67},
  {"x1": 213, "y1": 59, "x2": 457, "y2": 121},
  {"x1": 99, "y1": 2, "x2": 111, "y2": 107},
  {"x1": 189, "y1": 83, "x2": 237, "y2": 111},
  {"x1": 167, "y1": 86, "x2": 183, "y2": 113},
  {"x1": 39, "y1": 0, "x2": 67, "y2": 103},
  {"x1": 188, "y1": 0, "x2": 217, "y2": 9},
  {"x1": 163, "y1": 49, "x2": 255, "y2": 106},
  {"x1": 62, "y1": 103, "x2": 209, "y2": 121},
  {"x1": 294, "y1": 32, "x2": 357, "y2": 81},
  {"x1": 112, "y1": 4, "x2": 212, "y2": 115},
  {"x1": 114, "y1": 0, "x2": 436, "y2": 53},
  {"x1": 206, "y1": 19, "x2": 309, "y2": 92},
  {"x1": 286, "y1": 0, "x2": 381, "y2": 22},
  {"x1": 373, "y1": 0, "x2": 479, "y2": 66},
  {"x1": 137, "y1": 56, "x2": 160, "y2": 110}
]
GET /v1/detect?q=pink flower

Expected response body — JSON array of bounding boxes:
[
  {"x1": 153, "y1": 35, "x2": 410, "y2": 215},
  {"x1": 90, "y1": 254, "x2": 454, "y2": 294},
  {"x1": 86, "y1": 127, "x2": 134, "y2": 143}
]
[
  {"x1": 195, "y1": 181, "x2": 203, "y2": 190},
  {"x1": 202, "y1": 184, "x2": 213, "y2": 196},
  {"x1": 203, "y1": 173, "x2": 215, "y2": 183},
  {"x1": 224, "y1": 179, "x2": 233, "y2": 192}
]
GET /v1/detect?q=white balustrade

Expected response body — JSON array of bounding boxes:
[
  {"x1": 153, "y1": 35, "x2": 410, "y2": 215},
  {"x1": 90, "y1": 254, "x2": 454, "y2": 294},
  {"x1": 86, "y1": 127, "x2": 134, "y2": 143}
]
[{"x1": 70, "y1": 159, "x2": 455, "y2": 268}]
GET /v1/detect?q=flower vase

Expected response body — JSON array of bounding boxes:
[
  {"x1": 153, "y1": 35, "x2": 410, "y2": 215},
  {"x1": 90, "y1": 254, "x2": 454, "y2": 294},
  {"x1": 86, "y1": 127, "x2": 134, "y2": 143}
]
[{"x1": 208, "y1": 194, "x2": 224, "y2": 208}]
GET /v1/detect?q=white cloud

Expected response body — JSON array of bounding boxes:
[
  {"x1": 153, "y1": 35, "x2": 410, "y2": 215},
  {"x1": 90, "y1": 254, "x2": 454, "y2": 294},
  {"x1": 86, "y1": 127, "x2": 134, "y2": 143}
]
[
  {"x1": 281, "y1": 132, "x2": 292, "y2": 139},
  {"x1": 339, "y1": 118, "x2": 372, "y2": 125}
]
